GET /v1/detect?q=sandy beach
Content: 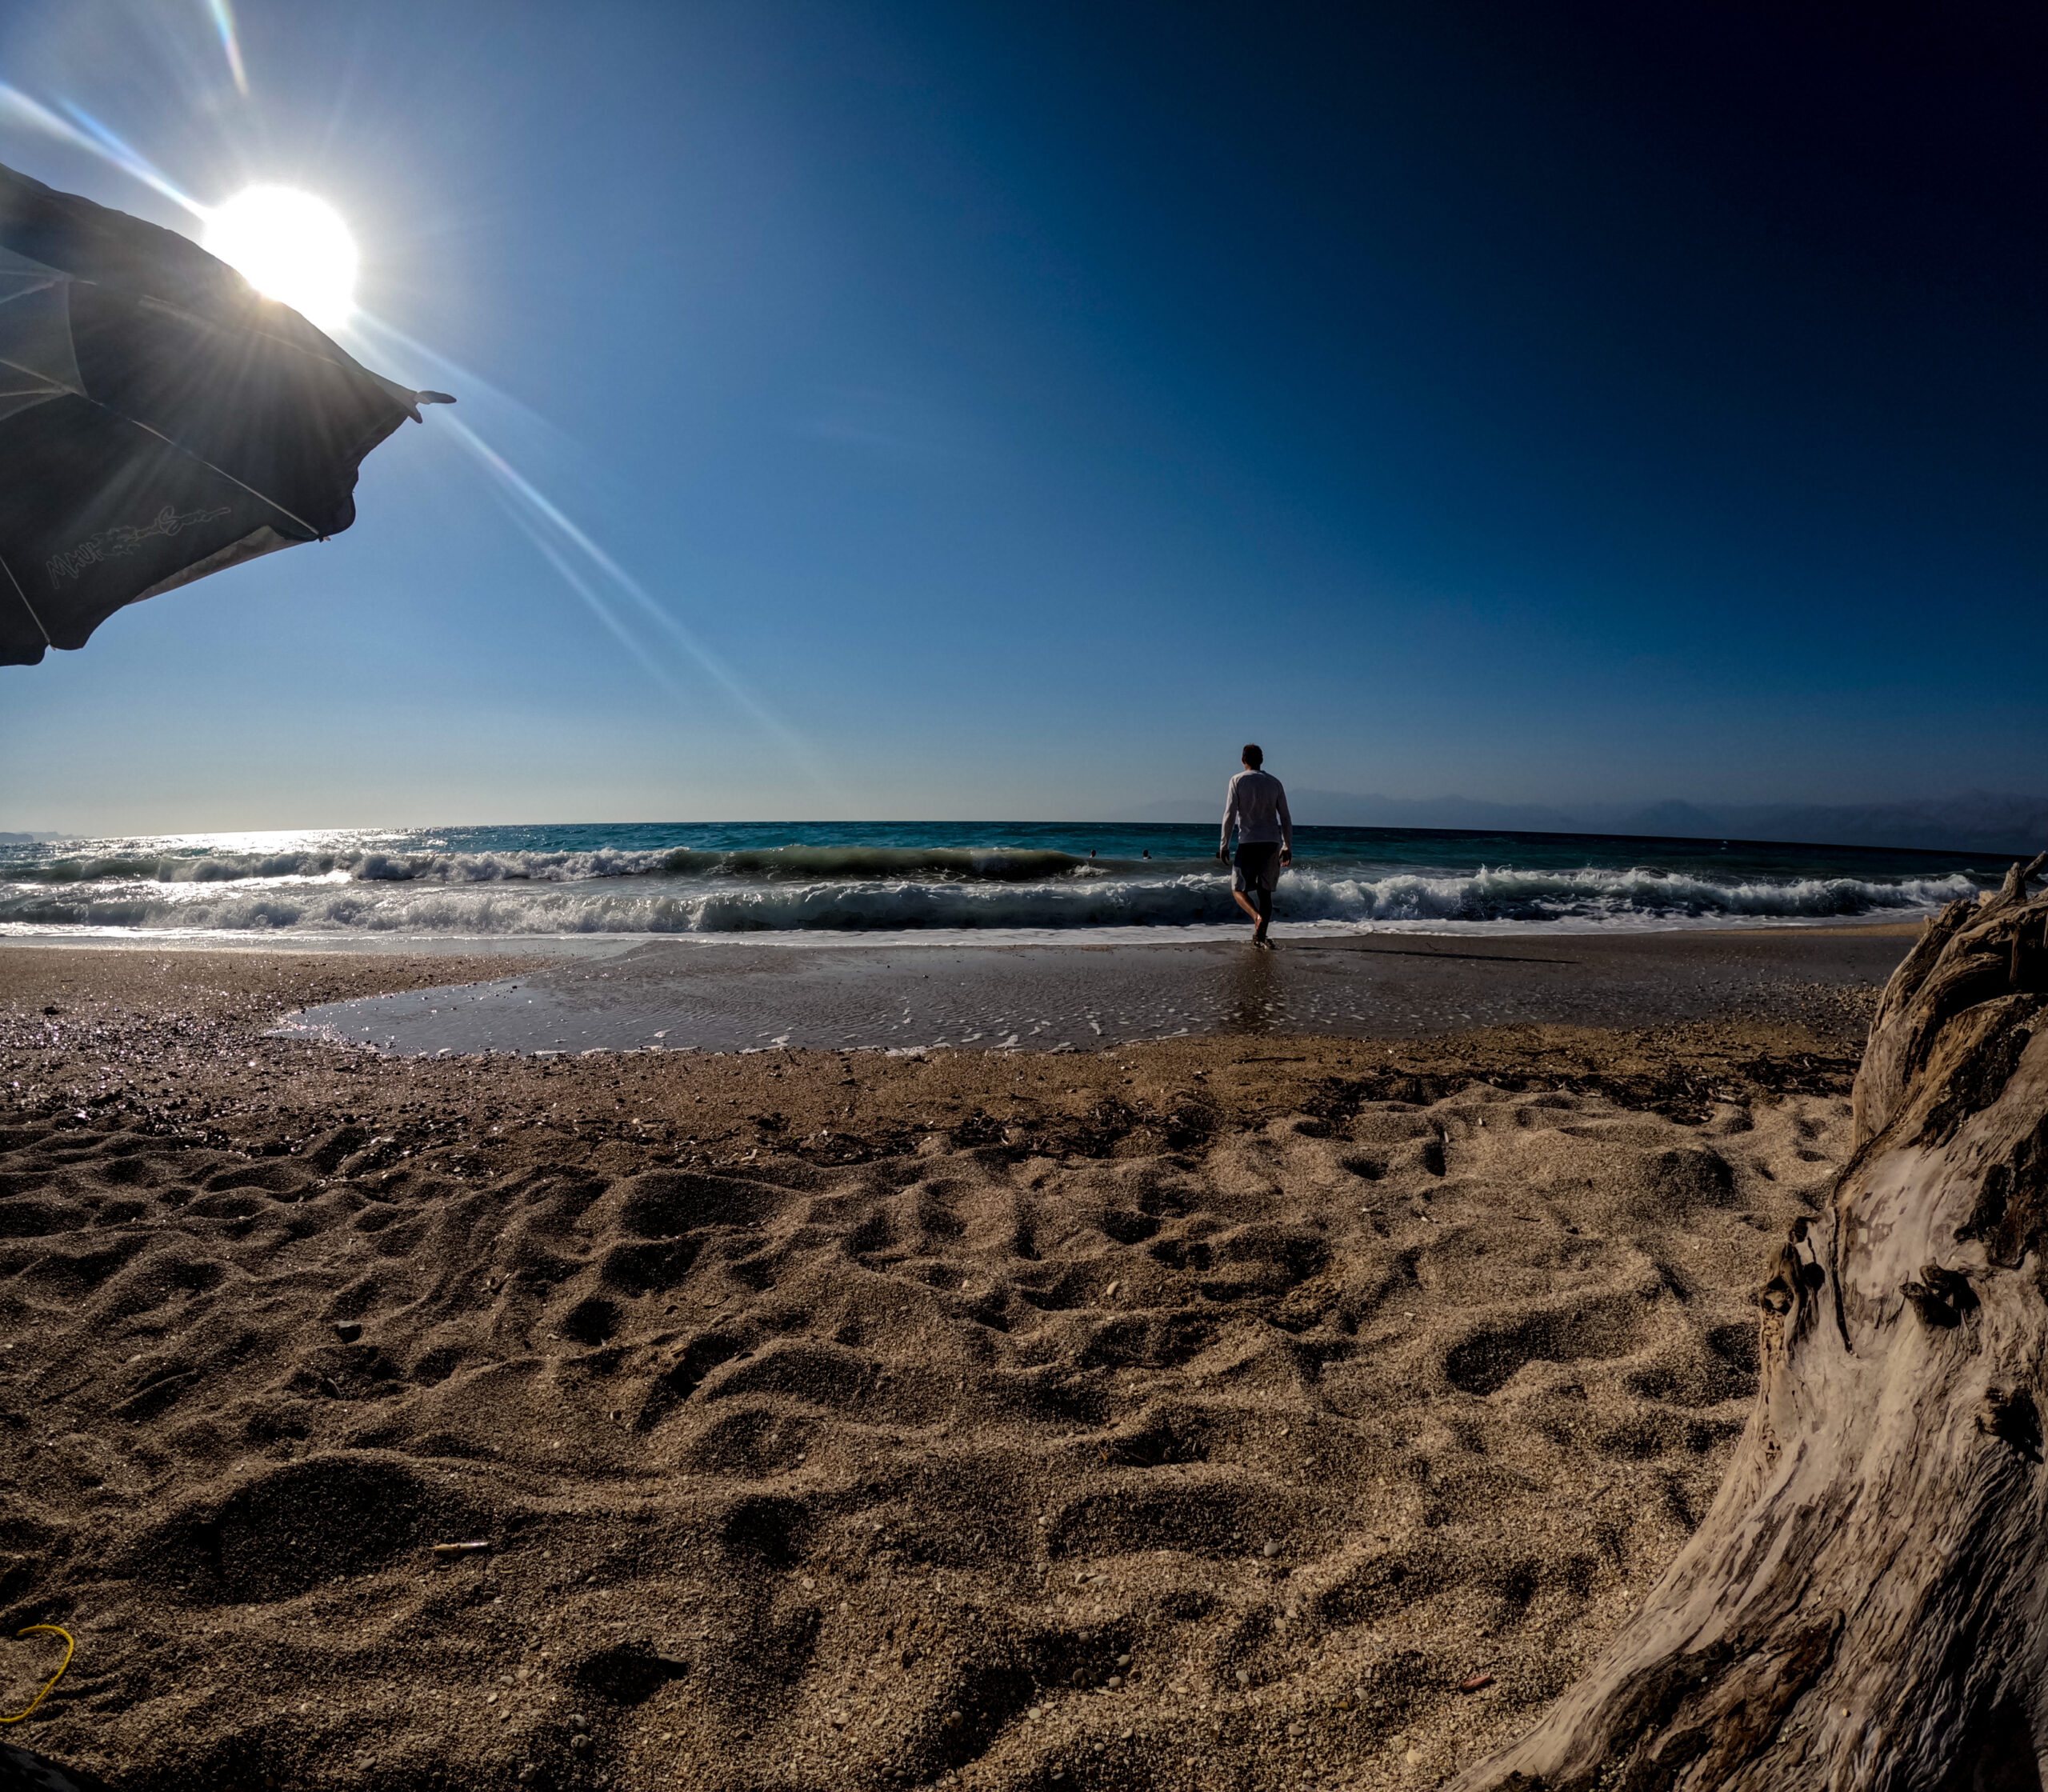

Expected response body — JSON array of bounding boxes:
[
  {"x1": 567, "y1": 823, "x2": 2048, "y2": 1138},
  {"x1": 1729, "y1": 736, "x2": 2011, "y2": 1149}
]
[{"x1": 0, "y1": 935, "x2": 1893, "y2": 1790}]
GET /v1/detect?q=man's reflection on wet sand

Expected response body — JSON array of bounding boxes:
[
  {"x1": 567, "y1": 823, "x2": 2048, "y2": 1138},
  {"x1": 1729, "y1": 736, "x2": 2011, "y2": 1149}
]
[{"x1": 1219, "y1": 943, "x2": 1283, "y2": 1034}]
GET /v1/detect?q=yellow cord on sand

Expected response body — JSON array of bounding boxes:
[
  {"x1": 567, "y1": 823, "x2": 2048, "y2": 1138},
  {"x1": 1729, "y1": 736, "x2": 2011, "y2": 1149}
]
[{"x1": 0, "y1": 1626, "x2": 74, "y2": 1724}]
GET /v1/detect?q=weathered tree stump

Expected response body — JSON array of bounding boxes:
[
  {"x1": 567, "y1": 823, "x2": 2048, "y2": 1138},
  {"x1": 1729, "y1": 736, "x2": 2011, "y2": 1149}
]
[{"x1": 1452, "y1": 853, "x2": 2048, "y2": 1792}]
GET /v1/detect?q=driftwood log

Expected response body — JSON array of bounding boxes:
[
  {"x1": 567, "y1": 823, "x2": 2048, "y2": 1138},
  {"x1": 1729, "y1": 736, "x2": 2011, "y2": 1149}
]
[{"x1": 1452, "y1": 853, "x2": 2048, "y2": 1792}]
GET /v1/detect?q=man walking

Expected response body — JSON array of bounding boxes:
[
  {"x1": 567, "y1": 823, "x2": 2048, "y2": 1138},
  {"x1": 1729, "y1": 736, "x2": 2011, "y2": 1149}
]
[{"x1": 1218, "y1": 743, "x2": 1291, "y2": 947}]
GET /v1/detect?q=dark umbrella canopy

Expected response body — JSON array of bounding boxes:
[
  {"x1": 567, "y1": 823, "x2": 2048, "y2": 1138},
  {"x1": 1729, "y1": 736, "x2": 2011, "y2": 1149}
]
[{"x1": 0, "y1": 161, "x2": 447, "y2": 666}]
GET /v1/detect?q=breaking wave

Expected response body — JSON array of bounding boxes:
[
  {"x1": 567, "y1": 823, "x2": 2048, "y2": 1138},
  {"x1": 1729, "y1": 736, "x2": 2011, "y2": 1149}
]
[
  {"x1": 0, "y1": 861, "x2": 1981, "y2": 937},
  {"x1": 5, "y1": 844, "x2": 1090, "y2": 886}
]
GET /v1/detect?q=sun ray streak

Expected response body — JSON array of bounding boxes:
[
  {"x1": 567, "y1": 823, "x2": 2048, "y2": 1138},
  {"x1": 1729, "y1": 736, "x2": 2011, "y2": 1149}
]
[
  {"x1": 497, "y1": 502, "x2": 682, "y2": 697},
  {"x1": 438, "y1": 413, "x2": 829, "y2": 787},
  {"x1": 53, "y1": 101, "x2": 208, "y2": 218},
  {"x1": 343, "y1": 311, "x2": 563, "y2": 444},
  {"x1": 204, "y1": 0, "x2": 252, "y2": 96},
  {"x1": 0, "y1": 86, "x2": 206, "y2": 216}
]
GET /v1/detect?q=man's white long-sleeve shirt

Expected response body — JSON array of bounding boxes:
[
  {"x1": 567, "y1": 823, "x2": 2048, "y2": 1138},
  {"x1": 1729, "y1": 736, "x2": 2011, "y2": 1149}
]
[{"x1": 1221, "y1": 769, "x2": 1292, "y2": 851}]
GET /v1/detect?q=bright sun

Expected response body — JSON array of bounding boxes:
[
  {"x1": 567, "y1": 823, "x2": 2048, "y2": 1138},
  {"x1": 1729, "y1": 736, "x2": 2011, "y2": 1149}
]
[{"x1": 202, "y1": 186, "x2": 358, "y2": 331}]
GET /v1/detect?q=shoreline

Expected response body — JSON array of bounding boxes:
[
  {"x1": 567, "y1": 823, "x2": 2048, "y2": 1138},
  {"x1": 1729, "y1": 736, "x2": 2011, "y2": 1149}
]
[
  {"x1": 262, "y1": 926, "x2": 1906, "y2": 1058},
  {"x1": 2, "y1": 942, "x2": 1874, "y2": 1154},
  {"x1": 0, "y1": 910, "x2": 1932, "y2": 962}
]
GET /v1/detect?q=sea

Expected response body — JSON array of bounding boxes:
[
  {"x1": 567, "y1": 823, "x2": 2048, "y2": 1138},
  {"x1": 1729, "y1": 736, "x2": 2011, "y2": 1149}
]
[{"x1": 0, "y1": 821, "x2": 2001, "y2": 947}]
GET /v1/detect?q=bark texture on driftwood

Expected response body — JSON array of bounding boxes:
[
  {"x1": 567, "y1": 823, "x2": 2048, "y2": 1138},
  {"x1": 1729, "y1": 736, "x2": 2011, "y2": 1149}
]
[{"x1": 1453, "y1": 854, "x2": 2048, "y2": 1792}]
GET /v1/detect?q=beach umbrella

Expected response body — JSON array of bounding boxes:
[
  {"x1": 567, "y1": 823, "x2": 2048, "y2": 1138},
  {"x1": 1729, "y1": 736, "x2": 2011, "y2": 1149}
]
[{"x1": 0, "y1": 159, "x2": 450, "y2": 666}]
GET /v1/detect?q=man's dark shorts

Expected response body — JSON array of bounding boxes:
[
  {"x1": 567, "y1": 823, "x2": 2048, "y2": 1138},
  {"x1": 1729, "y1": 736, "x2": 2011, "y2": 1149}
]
[{"x1": 1234, "y1": 842, "x2": 1282, "y2": 894}]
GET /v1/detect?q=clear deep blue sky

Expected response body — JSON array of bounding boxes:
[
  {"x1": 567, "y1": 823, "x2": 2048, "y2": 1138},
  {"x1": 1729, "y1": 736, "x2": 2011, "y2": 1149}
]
[{"x1": 1, "y1": 1, "x2": 2042, "y2": 832}]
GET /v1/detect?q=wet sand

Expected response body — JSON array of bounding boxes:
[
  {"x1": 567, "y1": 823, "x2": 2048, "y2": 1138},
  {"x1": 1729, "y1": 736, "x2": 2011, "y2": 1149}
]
[
  {"x1": 269, "y1": 926, "x2": 1905, "y2": 1058},
  {"x1": 0, "y1": 938, "x2": 1896, "y2": 1790}
]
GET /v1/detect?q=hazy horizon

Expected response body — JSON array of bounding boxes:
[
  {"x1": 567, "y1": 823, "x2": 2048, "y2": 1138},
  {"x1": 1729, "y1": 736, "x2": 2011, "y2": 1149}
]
[{"x1": 8, "y1": 783, "x2": 2046, "y2": 856}]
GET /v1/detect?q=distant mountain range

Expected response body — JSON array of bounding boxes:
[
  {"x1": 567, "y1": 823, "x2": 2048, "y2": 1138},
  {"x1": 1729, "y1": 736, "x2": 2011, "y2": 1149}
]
[
  {"x1": 0, "y1": 831, "x2": 60, "y2": 844},
  {"x1": 1128, "y1": 789, "x2": 2048, "y2": 856}
]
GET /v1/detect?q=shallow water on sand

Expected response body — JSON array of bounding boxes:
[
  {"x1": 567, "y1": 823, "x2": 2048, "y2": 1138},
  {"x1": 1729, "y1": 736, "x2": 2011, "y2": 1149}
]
[{"x1": 272, "y1": 930, "x2": 1903, "y2": 1058}]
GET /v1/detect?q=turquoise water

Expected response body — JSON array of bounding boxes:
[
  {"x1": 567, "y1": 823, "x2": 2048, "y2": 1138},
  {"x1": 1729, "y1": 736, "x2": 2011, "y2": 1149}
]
[{"x1": 0, "y1": 819, "x2": 1999, "y2": 938}]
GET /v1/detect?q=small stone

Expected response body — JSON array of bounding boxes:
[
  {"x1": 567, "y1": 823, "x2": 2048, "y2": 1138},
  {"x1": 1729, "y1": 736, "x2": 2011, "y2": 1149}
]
[
  {"x1": 1262, "y1": 1541, "x2": 1279, "y2": 1558},
  {"x1": 1116, "y1": 1654, "x2": 1131, "y2": 1667},
  {"x1": 1405, "y1": 1748, "x2": 1424, "y2": 1766},
  {"x1": 1106, "y1": 1675, "x2": 1122, "y2": 1689},
  {"x1": 1028, "y1": 1706, "x2": 1044, "y2": 1721},
  {"x1": 334, "y1": 1321, "x2": 362, "y2": 1343},
  {"x1": 570, "y1": 1714, "x2": 589, "y2": 1731},
  {"x1": 1235, "y1": 1670, "x2": 1250, "y2": 1686},
  {"x1": 1288, "y1": 1721, "x2": 1305, "y2": 1738}
]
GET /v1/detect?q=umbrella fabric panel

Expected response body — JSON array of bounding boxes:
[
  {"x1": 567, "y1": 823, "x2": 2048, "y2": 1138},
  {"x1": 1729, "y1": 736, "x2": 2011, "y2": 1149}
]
[
  {"x1": 65, "y1": 283, "x2": 407, "y2": 534},
  {"x1": 0, "y1": 262, "x2": 84, "y2": 421},
  {"x1": 0, "y1": 169, "x2": 252, "y2": 322},
  {"x1": 0, "y1": 395, "x2": 296, "y2": 658}
]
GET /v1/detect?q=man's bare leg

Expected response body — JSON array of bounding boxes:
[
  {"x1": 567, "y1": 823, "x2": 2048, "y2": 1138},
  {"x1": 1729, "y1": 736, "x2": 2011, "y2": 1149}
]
[{"x1": 1232, "y1": 889, "x2": 1263, "y2": 928}]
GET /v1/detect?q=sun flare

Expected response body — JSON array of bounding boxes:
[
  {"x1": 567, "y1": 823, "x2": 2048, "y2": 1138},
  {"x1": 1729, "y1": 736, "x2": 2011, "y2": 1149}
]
[{"x1": 202, "y1": 185, "x2": 358, "y2": 331}]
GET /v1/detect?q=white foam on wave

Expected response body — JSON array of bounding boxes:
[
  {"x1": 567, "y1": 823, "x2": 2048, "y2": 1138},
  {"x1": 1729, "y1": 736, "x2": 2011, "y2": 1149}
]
[
  {"x1": 0, "y1": 860, "x2": 1981, "y2": 938},
  {"x1": 0, "y1": 842, "x2": 1097, "y2": 887}
]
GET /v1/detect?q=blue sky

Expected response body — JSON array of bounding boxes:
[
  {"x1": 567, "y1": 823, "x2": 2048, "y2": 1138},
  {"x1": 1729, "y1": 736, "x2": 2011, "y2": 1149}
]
[{"x1": 1, "y1": 1, "x2": 2042, "y2": 833}]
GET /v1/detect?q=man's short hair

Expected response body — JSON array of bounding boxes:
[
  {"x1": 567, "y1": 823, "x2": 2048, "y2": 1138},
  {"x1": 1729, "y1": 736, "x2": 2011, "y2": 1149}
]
[{"x1": 1242, "y1": 743, "x2": 1263, "y2": 768}]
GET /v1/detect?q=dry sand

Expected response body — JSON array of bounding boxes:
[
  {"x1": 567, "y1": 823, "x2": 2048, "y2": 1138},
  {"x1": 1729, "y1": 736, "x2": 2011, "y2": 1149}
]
[{"x1": 0, "y1": 946, "x2": 1883, "y2": 1790}]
